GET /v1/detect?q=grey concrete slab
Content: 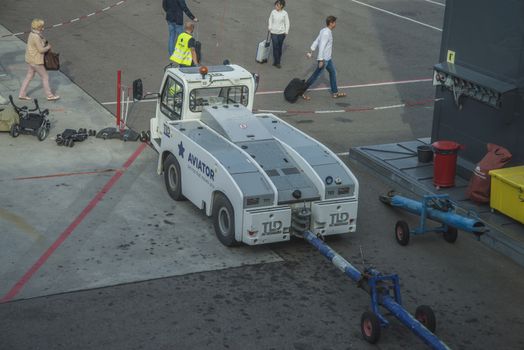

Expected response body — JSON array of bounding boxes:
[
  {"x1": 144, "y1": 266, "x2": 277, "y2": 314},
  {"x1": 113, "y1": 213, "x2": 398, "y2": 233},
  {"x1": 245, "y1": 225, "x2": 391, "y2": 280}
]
[
  {"x1": 0, "y1": 24, "x2": 280, "y2": 301},
  {"x1": 10, "y1": 149, "x2": 280, "y2": 300}
]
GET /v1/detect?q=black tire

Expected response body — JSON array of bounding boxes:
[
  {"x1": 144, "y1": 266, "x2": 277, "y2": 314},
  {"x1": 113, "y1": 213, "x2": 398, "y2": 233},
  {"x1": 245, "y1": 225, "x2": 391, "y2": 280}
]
[
  {"x1": 212, "y1": 193, "x2": 239, "y2": 247},
  {"x1": 69, "y1": 140, "x2": 74, "y2": 147},
  {"x1": 443, "y1": 226, "x2": 458, "y2": 243},
  {"x1": 164, "y1": 154, "x2": 184, "y2": 201},
  {"x1": 37, "y1": 126, "x2": 48, "y2": 141},
  {"x1": 10, "y1": 123, "x2": 20, "y2": 137},
  {"x1": 360, "y1": 311, "x2": 381, "y2": 344},
  {"x1": 395, "y1": 220, "x2": 410, "y2": 246},
  {"x1": 415, "y1": 305, "x2": 436, "y2": 332},
  {"x1": 65, "y1": 139, "x2": 71, "y2": 147}
]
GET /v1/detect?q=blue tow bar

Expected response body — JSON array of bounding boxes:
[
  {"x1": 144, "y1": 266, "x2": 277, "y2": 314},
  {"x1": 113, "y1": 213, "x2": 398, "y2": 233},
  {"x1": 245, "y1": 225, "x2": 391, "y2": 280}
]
[
  {"x1": 380, "y1": 192, "x2": 486, "y2": 245},
  {"x1": 301, "y1": 230, "x2": 451, "y2": 350}
]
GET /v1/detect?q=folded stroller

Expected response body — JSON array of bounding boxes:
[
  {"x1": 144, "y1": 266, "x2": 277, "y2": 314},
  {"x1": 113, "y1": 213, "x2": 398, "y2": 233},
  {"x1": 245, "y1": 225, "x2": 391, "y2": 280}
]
[{"x1": 8, "y1": 95, "x2": 50, "y2": 141}]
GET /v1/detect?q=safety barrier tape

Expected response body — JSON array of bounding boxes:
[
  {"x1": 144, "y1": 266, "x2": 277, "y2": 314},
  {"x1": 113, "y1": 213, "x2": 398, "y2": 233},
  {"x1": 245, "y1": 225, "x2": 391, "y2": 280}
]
[{"x1": 0, "y1": 0, "x2": 128, "y2": 38}]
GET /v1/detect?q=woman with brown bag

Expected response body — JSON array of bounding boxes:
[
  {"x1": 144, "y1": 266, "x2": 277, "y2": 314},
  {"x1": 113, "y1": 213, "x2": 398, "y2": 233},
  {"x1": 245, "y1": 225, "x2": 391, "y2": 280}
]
[{"x1": 18, "y1": 19, "x2": 60, "y2": 101}]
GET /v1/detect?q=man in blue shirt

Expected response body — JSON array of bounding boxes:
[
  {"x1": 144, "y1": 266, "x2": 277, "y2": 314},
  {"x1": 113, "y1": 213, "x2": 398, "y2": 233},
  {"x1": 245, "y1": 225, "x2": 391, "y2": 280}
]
[{"x1": 162, "y1": 0, "x2": 198, "y2": 57}]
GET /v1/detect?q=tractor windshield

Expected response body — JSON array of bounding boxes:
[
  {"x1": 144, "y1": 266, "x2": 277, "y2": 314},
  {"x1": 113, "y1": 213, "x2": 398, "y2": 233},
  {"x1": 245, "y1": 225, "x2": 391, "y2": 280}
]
[{"x1": 189, "y1": 86, "x2": 249, "y2": 112}]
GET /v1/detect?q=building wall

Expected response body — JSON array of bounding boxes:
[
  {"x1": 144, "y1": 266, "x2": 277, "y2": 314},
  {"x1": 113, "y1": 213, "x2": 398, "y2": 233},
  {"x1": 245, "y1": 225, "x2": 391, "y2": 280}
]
[{"x1": 431, "y1": 0, "x2": 524, "y2": 165}]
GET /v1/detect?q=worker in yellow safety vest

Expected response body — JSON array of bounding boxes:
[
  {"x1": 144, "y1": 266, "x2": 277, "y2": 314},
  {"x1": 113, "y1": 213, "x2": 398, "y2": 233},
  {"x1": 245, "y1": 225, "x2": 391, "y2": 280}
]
[{"x1": 170, "y1": 22, "x2": 199, "y2": 67}]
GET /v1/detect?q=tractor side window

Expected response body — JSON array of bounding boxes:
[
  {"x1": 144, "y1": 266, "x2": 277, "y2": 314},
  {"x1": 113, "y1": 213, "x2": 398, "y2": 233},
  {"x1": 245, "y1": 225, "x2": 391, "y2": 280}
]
[
  {"x1": 160, "y1": 77, "x2": 183, "y2": 120},
  {"x1": 225, "y1": 86, "x2": 249, "y2": 106}
]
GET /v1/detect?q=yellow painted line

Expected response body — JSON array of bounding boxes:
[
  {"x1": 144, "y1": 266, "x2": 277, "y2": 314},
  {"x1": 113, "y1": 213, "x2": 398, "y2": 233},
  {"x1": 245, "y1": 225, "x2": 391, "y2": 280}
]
[{"x1": 0, "y1": 208, "x2": 42, "y2": 241}]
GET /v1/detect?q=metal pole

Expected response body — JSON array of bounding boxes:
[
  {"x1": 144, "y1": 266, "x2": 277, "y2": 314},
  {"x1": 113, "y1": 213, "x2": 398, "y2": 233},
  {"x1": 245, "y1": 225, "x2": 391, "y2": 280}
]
[
  {"x1": 381, "y1": 297, "x2": 451, "y2": 350},
  {"x1": 302, "y1": 230, "x2": 362, "y2": 282},
  {"x1": 116, "y1": 70, "x2": 121, "y2": 129}
]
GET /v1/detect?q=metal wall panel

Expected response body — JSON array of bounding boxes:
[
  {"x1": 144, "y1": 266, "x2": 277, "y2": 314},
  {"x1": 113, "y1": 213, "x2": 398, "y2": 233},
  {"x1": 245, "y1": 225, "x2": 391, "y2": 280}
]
[{"x1": 432, "y1": 0, "x2": 524, "y2": 166}]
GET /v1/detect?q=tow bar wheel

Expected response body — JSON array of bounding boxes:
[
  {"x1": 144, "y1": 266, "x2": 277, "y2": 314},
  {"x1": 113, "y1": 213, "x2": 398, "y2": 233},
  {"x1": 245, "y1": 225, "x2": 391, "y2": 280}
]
[
  {"x1": 212, "y1": 193, "x2": 238, "y2": 246},
  {"x1": 415, "y1": 305, "x2": 436, "y2": 332},
  {"x1": 443, "y1": 226, "x2": 458, "y2": 243},
  {"x1": 360, "y1": 311, "x2": 381, "y2": 344},
  {"x1": 395, "y1": 220, "x2": 410, "y2": 246}
]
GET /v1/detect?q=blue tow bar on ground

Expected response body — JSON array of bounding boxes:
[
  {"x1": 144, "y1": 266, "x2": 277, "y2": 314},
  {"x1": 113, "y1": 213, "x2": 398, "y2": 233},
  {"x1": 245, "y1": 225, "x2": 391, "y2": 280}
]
[
  {"x1": 380, "y1": 192, "x2": 486, "y2": 245},
  {"x1": 301, "y1": 230, "x2": 451, "y2": 350}
]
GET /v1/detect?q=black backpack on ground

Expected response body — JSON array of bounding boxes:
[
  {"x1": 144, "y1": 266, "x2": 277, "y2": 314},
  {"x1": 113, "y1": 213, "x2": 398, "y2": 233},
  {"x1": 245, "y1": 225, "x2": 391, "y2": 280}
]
[{"x1": 284, "y1": 78, "x2": 308, "y2": 103}]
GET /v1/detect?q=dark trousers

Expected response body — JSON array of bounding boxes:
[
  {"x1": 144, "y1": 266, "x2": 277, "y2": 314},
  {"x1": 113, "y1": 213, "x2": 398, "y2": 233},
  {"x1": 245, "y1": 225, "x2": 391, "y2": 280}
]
[{"x1": 271, "y1": 33, "x2": 286, "y2": 65}]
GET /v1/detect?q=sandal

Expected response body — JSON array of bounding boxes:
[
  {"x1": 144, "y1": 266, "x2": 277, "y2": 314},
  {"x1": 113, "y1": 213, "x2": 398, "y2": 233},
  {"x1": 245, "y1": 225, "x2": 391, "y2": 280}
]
[
  {"x1": 332, "y1": 92, "x2": 347, "y2": 98},
  {"x1": 18, "y1": 96, "x2": 31, "y2": 100},
  {"x1": 301, "y1": 94, "x2": 311, "y2": 101},
  {"x1": 47, "y1": 95, "x2": 60, "y2": 101}
]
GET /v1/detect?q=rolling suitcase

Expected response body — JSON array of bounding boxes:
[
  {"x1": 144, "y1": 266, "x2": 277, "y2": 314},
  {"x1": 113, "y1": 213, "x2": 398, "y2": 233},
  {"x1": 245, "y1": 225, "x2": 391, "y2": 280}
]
[
  {"x1": 284, "y1": 78, "x2": 308, "y2": 103},
  {"x1": 256, "y1": 32, "x2": 271, "y2": 63}
]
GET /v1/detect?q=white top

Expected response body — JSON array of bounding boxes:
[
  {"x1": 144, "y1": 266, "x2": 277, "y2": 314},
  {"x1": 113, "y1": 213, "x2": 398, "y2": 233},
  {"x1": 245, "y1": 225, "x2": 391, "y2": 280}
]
[
  {"x1": 268, "y1": 9, "x2": 290, "y2": 35},
  {"x1": 310, "y1": 27, "x2": 333, "y2": 61}
]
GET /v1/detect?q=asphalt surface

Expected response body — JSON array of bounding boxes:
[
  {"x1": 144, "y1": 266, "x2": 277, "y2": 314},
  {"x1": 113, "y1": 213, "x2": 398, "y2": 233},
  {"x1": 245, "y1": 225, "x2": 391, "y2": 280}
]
[{"x1": 1, "y1": 0, "x2": 524, "y2": 349}]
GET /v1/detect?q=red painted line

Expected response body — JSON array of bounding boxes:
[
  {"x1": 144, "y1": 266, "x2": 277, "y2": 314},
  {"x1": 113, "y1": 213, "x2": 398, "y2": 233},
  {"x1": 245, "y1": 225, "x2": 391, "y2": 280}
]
[
  {"x1": 14, "y1": 168, "x2": 118, "y2": 181},
  {"x1": 0, "y1": 143, "x2": 147, "y2": 303}
]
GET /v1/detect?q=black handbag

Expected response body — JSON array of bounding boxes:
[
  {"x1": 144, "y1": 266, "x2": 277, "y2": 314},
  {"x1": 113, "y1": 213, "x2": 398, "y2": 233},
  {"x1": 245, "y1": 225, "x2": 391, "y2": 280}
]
[{"x1": 44, "y1": 50, "x2": 60, "y2": 70}]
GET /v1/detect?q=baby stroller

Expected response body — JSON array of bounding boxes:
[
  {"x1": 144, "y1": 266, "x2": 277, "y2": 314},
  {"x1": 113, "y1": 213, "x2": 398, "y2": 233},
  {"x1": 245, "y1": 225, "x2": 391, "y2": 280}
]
[{"x1": 8, "y1": 95, "x2": 50, "y2": 141}]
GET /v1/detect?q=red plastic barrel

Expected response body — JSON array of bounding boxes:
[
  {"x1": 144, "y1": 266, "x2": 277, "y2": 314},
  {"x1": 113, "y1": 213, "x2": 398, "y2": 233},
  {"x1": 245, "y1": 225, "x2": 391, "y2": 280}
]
[{"x1": 432, "y1": 141, "x2": 461, "y2": 188}]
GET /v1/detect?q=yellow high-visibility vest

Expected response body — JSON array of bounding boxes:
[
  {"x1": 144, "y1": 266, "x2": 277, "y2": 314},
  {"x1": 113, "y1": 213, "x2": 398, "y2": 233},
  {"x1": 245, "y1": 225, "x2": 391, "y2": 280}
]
[{"x1": 170, "y1": 32, "x2": 193, "y2": 66}]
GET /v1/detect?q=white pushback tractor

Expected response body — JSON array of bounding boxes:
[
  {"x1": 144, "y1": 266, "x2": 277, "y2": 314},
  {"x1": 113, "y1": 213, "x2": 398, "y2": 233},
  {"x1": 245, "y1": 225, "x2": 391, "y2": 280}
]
[{"x1": 133, "y1": 64, "x2": 359, "y2": 246}]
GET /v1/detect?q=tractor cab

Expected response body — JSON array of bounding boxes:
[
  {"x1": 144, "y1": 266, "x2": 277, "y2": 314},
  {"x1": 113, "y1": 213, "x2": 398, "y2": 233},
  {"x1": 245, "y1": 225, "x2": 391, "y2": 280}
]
[{"x1": 137, "y1": 64, "x2": 258, "y2": 151}]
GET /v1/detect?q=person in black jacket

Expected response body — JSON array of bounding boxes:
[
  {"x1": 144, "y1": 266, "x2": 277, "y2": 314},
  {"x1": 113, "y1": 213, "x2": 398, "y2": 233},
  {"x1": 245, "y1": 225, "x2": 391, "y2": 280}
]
[{"x1": 162, "y1": 0, "x2": 198, "y2": 57}]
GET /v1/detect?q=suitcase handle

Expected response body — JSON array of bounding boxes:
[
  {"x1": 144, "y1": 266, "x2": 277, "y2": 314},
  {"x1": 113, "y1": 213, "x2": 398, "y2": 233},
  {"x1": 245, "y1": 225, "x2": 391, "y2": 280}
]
[{"x1": 266, "y1": 31, "x2": 271, "y2": 43}]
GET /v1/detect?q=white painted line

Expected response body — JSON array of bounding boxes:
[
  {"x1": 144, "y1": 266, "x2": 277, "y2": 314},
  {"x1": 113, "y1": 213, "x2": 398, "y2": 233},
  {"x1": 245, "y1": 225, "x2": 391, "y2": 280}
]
[
  {"x1": 315, "y1": 110, "x2": 346, "y2": 114},
  {"x1": 257, "y1": 109, "x2": 287, "y2": 114},
  {"x1": 117, "y1": 0, "x2": 125, "y2": 5},
  {"x1": 70, "y1": 18, "x2": 80, "y2": 23},
  {"x1": 255, "y1": 78, "x2": 432, "y2": 96},
  {"x1": 423, "y1": 0, "x2": 445, "y2": 7},
  {"x1": 336, "y1": 152, "x2": 350, "y2": 156},
  {"x1": 100, "y1": 78, "x2": 433, "y2": 105},
  {"x1": 351, "y1": 0, "x2": 443, "y2": 32},
  {"x1": 102, "y1": 6, "x2": 111, "y2": 11},
  {"x1": 53, "y1": 23, "x2": 63, "y2": 28},
  {"x1": 87, "y1": 12, "x2": 96, "y2": 17},
  {"x1": 374, "y1": 104, "x2": 405, "y2": 110}
]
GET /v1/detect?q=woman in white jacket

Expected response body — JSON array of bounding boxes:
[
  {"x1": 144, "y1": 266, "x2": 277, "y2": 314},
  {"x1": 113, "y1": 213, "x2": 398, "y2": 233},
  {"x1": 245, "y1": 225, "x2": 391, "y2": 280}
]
[{"x1": 268, "y1": 0, "x2": 290, "y2": 68}]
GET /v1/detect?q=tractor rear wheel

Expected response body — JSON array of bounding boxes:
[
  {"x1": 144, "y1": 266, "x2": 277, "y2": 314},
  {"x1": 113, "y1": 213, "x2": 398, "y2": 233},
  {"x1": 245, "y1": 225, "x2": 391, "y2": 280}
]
[
  {"x1": 212, "y1": 193, "x2": 239, "y2": 247},
  {"x1": 164, "y1": 154, "x2": 184, "y2": 201}
]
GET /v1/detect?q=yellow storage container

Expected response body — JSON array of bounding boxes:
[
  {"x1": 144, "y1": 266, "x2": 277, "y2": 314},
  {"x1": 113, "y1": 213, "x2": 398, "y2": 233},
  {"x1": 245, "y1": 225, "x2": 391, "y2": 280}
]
[{"x1": 489, "y1": 166, "x2": 524, "y2": 224}]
